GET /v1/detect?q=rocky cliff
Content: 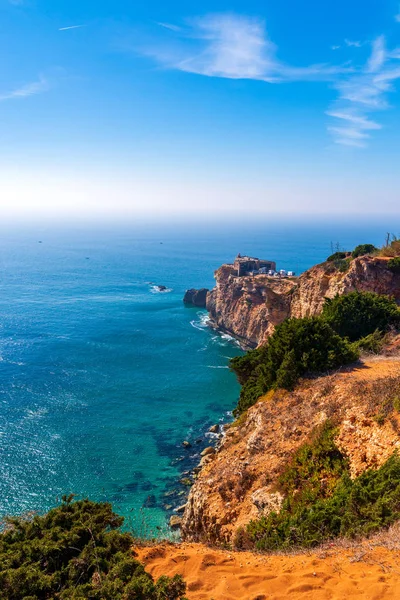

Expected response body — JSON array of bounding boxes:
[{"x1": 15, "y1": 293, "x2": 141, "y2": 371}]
[
  {"x1": 206, "y1": 256, "x2": 400, "y2": 348},
  {"x1": 183, "y1": 288, "x2": 209, "y2": 308},
  {"x1": 181, "y1": 353, "x2": 400, "y2": 544},
  {"x1": 206, "y1": 265, "x2": 295, "y2": 349}
]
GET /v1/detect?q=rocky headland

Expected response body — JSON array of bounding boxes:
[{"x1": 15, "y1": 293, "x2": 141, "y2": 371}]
[
  {"x1": 204, "y1": 256, "x2": 400, "y2": 348},
  {"x1": 183, "y1": 288, "x2": 209, "y2": 308},
  {"x1": 178, "y1": 250, "x2": 400, "y2": 548}
]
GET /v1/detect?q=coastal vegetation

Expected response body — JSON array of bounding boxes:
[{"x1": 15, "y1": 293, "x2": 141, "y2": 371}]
[
  {"x1": 0, "y1": 496, "x2": 187, "y2": 600},
  {"x1": 388, "y1": 257, "x2": 400, "y2": 273},
  {"x1": 351, "y1": 243, "x2": 378, "y2": 258},
  {"x1": 326, "y1": 237, "x2": 400, "y2": 267},
  {"x1": 322, "y1": 291, "x2": 400, "y2": 342},
  {"x1": 243, "y1": 424, "x2": 400, "y2": 551},
  {"x1": 231, "y1": 317, "x2": 358, "y2": 415}
]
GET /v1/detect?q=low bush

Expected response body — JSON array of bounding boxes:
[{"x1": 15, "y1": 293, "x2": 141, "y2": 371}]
[
  {"x1": 351, "y1": 244, "x2": 378, "y2": 258},
  {"x1": 231, "y1": 317, "x2": 358, "y2": 415},
  {"x1": 0, "y1": 497, "x2": 187, "y2": 600},
  {"x1": 326, "y1": 251, "x2": 347, "y2": 262},
  {"x1": 322, "y1": 292, "x2": 400, "y2": 342},
  {"x1": 246, "y1": 423, "x2": 400, "y2": 551},
  {"x1": 351, "y1": 330, "x2": 385, "y2": 355},
  {"x1": 336, "y1": 258, "x2": 351, "y2": 272},
  {"x1": 388, "y1": 257, "x2": 400, "y2": 274}
]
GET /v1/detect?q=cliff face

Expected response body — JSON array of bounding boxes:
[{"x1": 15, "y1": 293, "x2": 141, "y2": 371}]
[
  {"x1": 181, "y1": 355, "x2": 400, "y2": 544},
  {"x1": 206, "y1": 265, "x2": 295, "y2": 349},
  {"x1": 206, "y1": 257, "x2": 400, "y2": 348}
]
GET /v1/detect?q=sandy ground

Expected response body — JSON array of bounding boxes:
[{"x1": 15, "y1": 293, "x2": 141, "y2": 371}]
[
  {"x1": 136, "y1": 542, "x2": 400, "y2": 600},
  {"x1": 341, "y1": 355, "x2": 400, "y2": 381}
]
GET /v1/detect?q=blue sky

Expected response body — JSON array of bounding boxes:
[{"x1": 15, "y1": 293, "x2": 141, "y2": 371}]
[{"x1": 1, "y1": 0, "x2": 400, "y2": 219}]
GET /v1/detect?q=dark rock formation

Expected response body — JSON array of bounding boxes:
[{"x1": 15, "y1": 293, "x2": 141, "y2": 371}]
[{"x1": 183, "y1": 288, "x2": 209, "y2": 308}]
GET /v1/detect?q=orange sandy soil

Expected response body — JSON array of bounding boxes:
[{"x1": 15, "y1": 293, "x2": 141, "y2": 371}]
[{"x1": 136, "y1": 541, "x2": 400, "y2": 600}]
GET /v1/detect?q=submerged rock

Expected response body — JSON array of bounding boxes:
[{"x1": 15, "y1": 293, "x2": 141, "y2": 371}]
[
  {"x1": 169, "y1": 515, "x2": 183, "y2": 529},
  {"x1": 180, "y1": 478, "x2": 192, "y2": 487}
]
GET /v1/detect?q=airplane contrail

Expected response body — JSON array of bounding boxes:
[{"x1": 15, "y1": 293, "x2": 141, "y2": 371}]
[{"x1": 59, "y1": 25, "x2": 85, "y2": 31}]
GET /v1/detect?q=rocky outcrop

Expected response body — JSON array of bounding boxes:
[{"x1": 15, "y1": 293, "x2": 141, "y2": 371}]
[
  {"x1": 206, "y1": 256, "x2": 400, "y2": 348},
  {"x1": 206, "y1": 265, "x2": 295, "y2": 349},
  {"x1": 181, "y1": 356, "x2": 400, "y2": 544},
  {"x1": 183, "y1": 288, "x2": 209, "y2": 308},
  {"x1": 290, "y1": 256, "x2": 400, "y2": 319}
]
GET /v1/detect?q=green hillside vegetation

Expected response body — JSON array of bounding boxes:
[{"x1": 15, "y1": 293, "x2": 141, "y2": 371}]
[
  {"x1": 231, "y1": 292, "x2": 400, "y2": 416},
  {"x1": 326, "y1": 251, "x2": 348, "y2": 262},
  {"x1": 322, "y1": 292, "x2": 400, "y2": 342},
  {"x1": 0, "y1": 497, "x2": 187, "y2": 600},
  {"x1": 231, "y1": 317, "x2": 357, "y2": 416},
  {"x1": 351, "y1": 243, "x2": 378, "y2": 258},
  {"x1": 243, "y1": 424, "x2": 400, "y2": 551}
]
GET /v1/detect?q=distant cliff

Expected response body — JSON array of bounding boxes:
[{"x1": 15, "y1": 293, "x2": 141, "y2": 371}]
[{"x1": 206, "y1": 256, "x2": 400, "y2": 348}]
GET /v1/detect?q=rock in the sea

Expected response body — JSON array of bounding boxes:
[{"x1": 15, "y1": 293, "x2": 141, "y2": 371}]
[
  {"x1": 201, "y1": 446, "x2": 216, "y2": 457},
  {"x1": 182, "y1": 440, "x2": 191, "y2": 448},
  {"x1": 169, "y1": 515, "x2": 183, "y2": 529},
  {"x1": 175, "y1": 503, "x2": 187, "y2": 513},
  {"x1": 180, "y1": 478, "x2": 192, "y2": 487},
  {"x1": 183, "y1": 288, "x2": 209, "y2": 308},
  {"x1": 209, "y1": 424, "x2": 219, "y2": 434}
]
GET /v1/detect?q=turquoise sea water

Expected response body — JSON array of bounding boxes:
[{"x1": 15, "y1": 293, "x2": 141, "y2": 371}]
[{"x1": 0, "y1": 218, "x2": 396, "y2": 534}]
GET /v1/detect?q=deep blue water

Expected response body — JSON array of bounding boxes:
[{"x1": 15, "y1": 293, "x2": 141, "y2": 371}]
[{"x1": 0, "y1": 218, "x2": 396, "y2": 535}]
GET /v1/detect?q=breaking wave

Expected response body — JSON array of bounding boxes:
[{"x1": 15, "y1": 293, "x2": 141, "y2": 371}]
[
  {"x1": 190, "y1": 312, "x2": 211, "y2": 331},
  {"x1": 150, "y1": 285, "x2": 173, "y2": 294}
]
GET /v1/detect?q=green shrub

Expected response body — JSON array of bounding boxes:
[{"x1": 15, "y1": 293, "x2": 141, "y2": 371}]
[
  {"x1": 322, "y1": 292, "x2": 400, "y2": 342},
  {"x1": 327, "y1": 251, "x2": 347, "y2": 262},
  {"x1": 336, "y1": 258, "x2": 351, "y2": 273},
  {"x1": 278, "y1": 421, "x2": 348, "y2": 504},
  {"x1": 388, "y1": 257, "x2": 400, "y2": 274},
  {"x1": 351, "y1": 330, "x2": 385, "y2": 355},
  {"x1": 351, "y1": 244, "x2": 378, "y2": 258},
  {"x1": 0, "y1": 497, "x2": 187, "y2": 600},
  {"x1": 246, "y1": 425, "x2": 400, "y2": 551},
  {"x1": 231, "y1": 317, "x2": 358, "y2": 415}
]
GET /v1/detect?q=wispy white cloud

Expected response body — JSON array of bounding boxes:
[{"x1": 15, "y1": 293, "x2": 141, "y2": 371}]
[
  {"x1": 344, "y1": 39, "x2": 362, "y2": 48},
  {"x1": 142, "y1": 14, "x2": 351, "y2": 83},
  {"x1": 59, "y1": 25, "x2": 85, "y2": 31},
  {"x1": 0, "y1": 76, "x2": 49, "y2": 101},
  {"x1": 327, "y1": 36, "x2": 400, "y2": 147},
  {"x1": 367, "y1": 35, "x2": 386, "y2": 72},
  {"x1": 157, "y1": 22, "x2": 181, "y2": 32},
  {"x1": 331, "y1": 45, "x2": 341, "y2": 51}
]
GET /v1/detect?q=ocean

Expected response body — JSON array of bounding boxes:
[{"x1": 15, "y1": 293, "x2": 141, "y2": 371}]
[{"x1": 0, "y1": 217, "x2": 395, "y2": 535}]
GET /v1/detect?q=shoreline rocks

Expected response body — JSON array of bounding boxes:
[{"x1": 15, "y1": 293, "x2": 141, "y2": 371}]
[
  {"x1": 183, "y1": 288, "x2": 209, "y2": 308},
  {"x1": 169, "y1": 515, "x2": 183, "y2": 529}
]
